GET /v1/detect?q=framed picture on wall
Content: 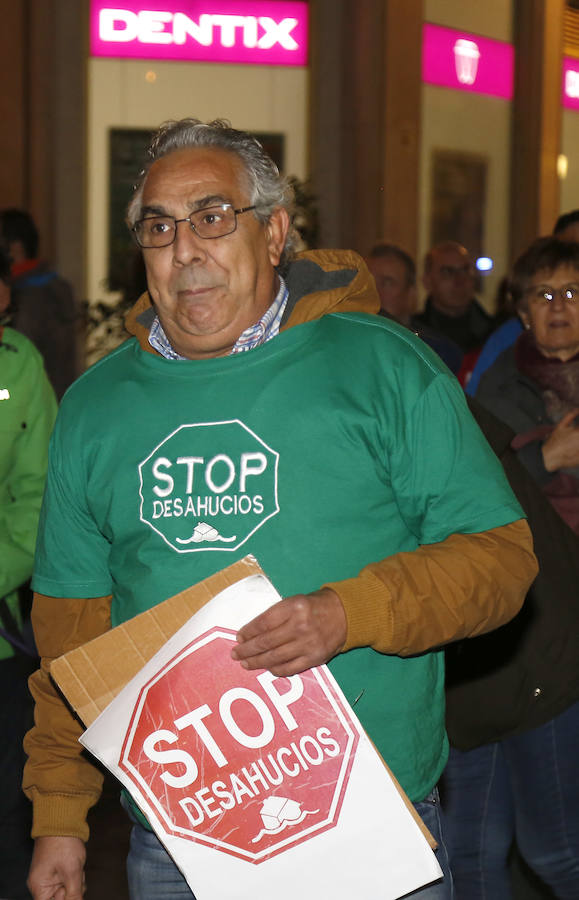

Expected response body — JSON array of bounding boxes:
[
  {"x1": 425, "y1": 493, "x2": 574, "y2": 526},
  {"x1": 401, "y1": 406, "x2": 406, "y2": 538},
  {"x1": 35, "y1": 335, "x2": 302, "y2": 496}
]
[
  {"x1": 430, "y1": 149, "x2": 488, "y2": 260},
  {"x1": 252, "y1": 133, "x2": 285, "y2": 172},
  {"x1": 108, "y1": 128, "x2": 153, "y2": 299}
]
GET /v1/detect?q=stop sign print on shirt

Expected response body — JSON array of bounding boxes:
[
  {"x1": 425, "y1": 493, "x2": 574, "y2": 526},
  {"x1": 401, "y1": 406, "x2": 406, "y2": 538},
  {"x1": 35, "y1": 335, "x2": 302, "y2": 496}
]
[
  {"x1": 119, "y1": 627, "x2": 359, "y2": 863},
  {"x1": 138, "y1": 420, "x2": 280, "y2": 554}
]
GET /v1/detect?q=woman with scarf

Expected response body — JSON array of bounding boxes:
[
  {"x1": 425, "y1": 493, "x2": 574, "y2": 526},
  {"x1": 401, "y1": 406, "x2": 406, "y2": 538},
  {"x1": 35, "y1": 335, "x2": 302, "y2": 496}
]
[
  {"x1": 441, "y1": 236, "x2": 579, "y2": 899},
  {"x1": 477, "y1": 236, "x2": 579, "y2": 534}
]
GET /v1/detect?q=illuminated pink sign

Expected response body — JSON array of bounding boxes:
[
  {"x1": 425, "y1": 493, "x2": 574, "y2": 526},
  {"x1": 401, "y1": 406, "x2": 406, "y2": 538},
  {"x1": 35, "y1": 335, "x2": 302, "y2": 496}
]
[
  {"x1": 563, "y1": 57, "x2": 579, "y2": 110},
  {"x1": 422, "y1": 23, "x2": 513, "y2": 100},
  {"x1": 90, "y1": 1, "x2": 308, "y2": 65}
]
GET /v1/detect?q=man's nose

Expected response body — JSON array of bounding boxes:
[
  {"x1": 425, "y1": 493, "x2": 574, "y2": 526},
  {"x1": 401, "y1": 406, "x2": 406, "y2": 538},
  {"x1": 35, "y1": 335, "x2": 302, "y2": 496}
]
[
  {"x1": 549, "y1": 289, "x2": 568, "y2": 309},
  {"x1": 173, "y1": 219, "x2": 206, "y2": 265}
]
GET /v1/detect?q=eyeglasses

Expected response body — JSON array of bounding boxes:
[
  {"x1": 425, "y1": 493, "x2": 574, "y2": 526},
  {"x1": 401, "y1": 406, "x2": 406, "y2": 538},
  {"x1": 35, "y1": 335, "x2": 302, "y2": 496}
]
[
  {"x1": 438, "y1": 264, "x2": 473, "y2": 279},
  {"x1": 132, "y1": 203, "x2": 256, "y2": 249},
  {"x1": 526, "y1": 284, "x2": 579, "y2": 306}
]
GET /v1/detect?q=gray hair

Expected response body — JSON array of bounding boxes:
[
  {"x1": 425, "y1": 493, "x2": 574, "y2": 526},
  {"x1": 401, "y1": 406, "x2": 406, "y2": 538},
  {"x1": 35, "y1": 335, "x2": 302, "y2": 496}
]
[{"x1": 127, "y1": 118, "x2": 297, "y2": 266}]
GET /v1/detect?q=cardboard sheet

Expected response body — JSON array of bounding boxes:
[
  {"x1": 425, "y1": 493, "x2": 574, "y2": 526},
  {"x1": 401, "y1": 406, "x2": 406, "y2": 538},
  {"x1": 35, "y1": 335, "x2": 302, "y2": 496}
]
[
  {"x1": 51, "y1": 556, "x2": 263, "y2": 727},
  {"x1": 51, "y1": 556, "x2": 444, "y2": 897}
]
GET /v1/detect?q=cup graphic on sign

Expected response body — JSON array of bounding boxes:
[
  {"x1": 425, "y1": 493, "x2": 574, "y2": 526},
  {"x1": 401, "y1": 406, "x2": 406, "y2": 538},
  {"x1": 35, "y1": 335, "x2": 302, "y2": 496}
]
[{"x1": 453, "y1": 39, "x2": 480, "y2": 85}]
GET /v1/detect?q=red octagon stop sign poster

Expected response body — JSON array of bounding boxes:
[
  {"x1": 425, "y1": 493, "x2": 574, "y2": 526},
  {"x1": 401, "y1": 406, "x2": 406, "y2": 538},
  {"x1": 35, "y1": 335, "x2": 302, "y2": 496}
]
[{"x1": 119, "y1": 626, "x2": 358, "y2": 863}]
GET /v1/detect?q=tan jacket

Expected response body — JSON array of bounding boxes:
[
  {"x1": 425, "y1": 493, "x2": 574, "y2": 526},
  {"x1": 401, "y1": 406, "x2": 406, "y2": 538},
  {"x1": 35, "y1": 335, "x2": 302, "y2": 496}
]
[{"x1": 23, "y1": 249, "x2": 538, "y2": 840}]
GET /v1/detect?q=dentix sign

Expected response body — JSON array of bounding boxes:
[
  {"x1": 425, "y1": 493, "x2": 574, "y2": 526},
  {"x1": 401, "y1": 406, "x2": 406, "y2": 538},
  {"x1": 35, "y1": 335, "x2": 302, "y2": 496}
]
[{"x1": 90, "y1": 1, "x2": 309, "y2": 66}]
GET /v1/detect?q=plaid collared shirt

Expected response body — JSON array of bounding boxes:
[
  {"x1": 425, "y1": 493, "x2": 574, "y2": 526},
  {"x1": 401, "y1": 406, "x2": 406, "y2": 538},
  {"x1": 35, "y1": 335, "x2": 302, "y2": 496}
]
[{"x1": 148, "y1": 276, "x2": 289, "y2": 359}]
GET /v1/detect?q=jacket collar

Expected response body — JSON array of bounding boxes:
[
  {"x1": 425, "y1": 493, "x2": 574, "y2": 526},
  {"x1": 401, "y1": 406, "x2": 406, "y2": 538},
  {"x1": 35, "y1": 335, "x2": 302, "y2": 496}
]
[{"x1": 124, "y1": 249, "x2": 380, "y2": 354}]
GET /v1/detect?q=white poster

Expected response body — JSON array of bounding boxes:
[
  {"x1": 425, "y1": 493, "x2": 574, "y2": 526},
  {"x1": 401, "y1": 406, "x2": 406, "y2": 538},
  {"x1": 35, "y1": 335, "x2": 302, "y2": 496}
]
[{"x1": 81, "y1": 573, "x2": 443, "y2": 899}]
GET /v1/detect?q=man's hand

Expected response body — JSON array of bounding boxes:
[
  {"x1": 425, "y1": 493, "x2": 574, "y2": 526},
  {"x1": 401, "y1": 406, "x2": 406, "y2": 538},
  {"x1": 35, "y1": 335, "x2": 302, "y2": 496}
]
[
  {"x1": 542, "y1": 408, "x2": 579, "y2": 471},
  {"x1": 231, "y1": 588, "x2": 347, "y2": 676},
  {"x1": 28, "y1": 836, "x2": 86, "y2": 900}
]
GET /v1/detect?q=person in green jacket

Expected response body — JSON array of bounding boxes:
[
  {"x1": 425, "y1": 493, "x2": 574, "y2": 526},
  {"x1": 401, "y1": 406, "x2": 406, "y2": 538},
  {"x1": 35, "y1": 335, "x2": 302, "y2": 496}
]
[{"x1": 0, "y1": 243, "x2": 57, "y2": 899}]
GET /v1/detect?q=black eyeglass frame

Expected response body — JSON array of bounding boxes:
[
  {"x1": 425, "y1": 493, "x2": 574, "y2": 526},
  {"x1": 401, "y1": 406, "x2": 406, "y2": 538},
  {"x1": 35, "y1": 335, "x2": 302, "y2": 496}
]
[{"x1": 131, "y1": 203, "x2": 257, "y2": 249}]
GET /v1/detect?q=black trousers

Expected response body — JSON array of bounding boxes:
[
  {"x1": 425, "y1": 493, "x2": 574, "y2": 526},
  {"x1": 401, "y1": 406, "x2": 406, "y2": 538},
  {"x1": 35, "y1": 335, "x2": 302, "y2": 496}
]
[{"x1": 0, "y1": 655, "x2": 36, "y2": 899}]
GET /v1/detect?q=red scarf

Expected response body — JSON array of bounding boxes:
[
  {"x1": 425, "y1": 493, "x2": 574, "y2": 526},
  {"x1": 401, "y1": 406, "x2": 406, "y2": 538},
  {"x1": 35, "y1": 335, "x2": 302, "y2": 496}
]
[
  {"x1": 11, "y1": 258, "x2": 41, "y2": 279},
  {"x1": 515, "y1": 329, "x2": 579, "y2": 422},
  {"x1": 513, "y1": 330, "x2": 579, "y2": 532}
]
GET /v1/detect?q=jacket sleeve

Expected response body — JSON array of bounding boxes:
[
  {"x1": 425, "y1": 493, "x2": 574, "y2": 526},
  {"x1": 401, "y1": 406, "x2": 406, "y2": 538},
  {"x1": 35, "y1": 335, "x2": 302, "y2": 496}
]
[
  {"x1": 0, "y1": 354, "x2": 57, "y2": 600},
  {"x1": 514, "y1": 439, "x2": 554, "y2": 487},
  {"x1": 325, "y1": 519, "x2": 537, "y2": 655},
  {"x1": 23, "y1": 592, "x2": 112, "y2": 840},
  {"x1": 474, "y1": 351, "x2": 556, "y2": 485}
]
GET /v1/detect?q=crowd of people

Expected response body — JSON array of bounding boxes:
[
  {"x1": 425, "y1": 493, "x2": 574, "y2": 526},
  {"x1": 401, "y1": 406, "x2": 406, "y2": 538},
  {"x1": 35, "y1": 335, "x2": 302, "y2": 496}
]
[
  {"x1": 1, "y1": 119, "x2": 579, "y2": 900},
  {"x1": 367, "y1": 228, "x2": 579, "y2": 898}
]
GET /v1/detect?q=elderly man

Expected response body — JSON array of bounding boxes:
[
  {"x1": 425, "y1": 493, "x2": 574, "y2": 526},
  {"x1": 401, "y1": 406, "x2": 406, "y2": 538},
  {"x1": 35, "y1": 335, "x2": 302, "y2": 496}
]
[
  {"x1": 24, "y1": 119, "x2": 536, "y2": 900},
  {"x1": 366, "y1": 242, "x2": 417, "y2": 323},
  {"x1": 367, "y1": 242, "x2": 462, "y2": 375}
]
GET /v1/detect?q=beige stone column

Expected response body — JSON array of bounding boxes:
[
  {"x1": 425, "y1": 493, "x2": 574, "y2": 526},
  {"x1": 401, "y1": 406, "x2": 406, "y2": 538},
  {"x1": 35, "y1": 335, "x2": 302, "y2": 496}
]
[
  {"x1": 380, "y1": 0, "x2": 423, "y2": 259},
  {"x1": 510, "y1": 0, "x2": 565, "y2": 260},
  {"x1": 309, "y1": 0, "x2": 423, "y2": 259},
  {"x1": 0, "y1": 0, "x2": 87, "y2": 299},
  {"x1": 0, "y1": 2, "x2": 27, "y2": 209}
]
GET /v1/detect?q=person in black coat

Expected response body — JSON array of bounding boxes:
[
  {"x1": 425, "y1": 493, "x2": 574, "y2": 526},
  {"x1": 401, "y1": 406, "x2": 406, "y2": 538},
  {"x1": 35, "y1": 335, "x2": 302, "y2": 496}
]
[{"x1": 442, "y1": 396, "x2": 579, "y2": 899}]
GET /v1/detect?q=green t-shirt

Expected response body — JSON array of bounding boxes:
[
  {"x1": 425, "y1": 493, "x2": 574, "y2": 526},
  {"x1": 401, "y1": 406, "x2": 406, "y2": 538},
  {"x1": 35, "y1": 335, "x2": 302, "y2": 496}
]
[{"x1": 33, "y1": 313, "x2": 523, "y2": 800}]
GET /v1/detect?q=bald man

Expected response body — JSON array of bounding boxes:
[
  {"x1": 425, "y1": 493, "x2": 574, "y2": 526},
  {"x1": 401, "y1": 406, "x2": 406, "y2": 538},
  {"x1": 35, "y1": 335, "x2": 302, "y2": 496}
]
[{"x1": 415, "y1": 241, "x2": 495, "y2": 355}]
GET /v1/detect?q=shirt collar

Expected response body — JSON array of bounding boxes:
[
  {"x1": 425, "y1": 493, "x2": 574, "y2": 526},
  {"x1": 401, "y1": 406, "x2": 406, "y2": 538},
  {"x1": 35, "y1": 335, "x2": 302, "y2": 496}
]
[{"x1": 149, "y1": 276, "x2": 288, "y2": 360}]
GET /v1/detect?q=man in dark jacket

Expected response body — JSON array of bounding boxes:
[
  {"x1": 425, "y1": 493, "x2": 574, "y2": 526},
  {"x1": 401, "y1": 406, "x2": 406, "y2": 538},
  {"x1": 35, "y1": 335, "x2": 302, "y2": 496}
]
[
  {"x1": 366, "y1": 241, "x2": 463, "y2": 375},
  {"x1": 0, "y1": 208, "x2": 78, "y2": 399},
  {"x1": 441, "y1": 398, "x2": 579, "y2": 899},
  {"x1": 415, "y1": 241, "x2": 495, "y2": 385},
  {"x1": 416, "y1": 241, "x2": 494, "y2": 353}
]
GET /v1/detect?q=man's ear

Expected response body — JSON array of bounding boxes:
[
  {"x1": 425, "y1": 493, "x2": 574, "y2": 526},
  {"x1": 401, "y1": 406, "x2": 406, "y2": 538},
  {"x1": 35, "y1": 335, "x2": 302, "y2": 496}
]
[{"x1": 265, "y1": 207, "x2": 290, "y2": 267}]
